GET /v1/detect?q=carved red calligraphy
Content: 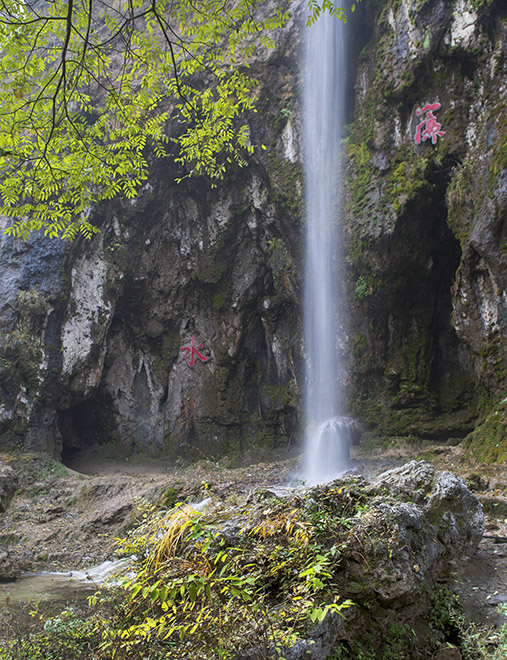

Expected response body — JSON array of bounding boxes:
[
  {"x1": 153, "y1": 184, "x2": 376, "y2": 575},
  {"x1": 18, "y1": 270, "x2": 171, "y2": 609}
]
[
  {"x1": 180, "y1": 336, "x2": 211, "y2": 367},
  {"x1": 414, "y1": 102, "x2": 445, "y2": 145}
]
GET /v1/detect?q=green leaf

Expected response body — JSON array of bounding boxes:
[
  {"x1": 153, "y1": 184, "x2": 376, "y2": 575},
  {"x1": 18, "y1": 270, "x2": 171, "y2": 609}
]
[
  {"x1": 188, "y1": 581, "x2": 197, "y2": 603},
  {"x1": 130, "y1": 584, "x2": 143, "y2": 598}
]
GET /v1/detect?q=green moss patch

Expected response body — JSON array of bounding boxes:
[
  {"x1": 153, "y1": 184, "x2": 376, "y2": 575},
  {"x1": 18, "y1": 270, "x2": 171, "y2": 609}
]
[{"x1": 465, "y1": 398, "x2": 507, "y2": 463}]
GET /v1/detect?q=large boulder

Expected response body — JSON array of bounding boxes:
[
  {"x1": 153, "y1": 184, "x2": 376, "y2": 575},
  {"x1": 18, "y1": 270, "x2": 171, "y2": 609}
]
[
  {"x1": 141, "y1": 460, "x2": 483, "y2": 660},
  {"x1": 0, "y1": 551, "x2": 21, "y2": 582},
  {"x1": 287, "y1": 461, "x2": 483, "y2": 659}
]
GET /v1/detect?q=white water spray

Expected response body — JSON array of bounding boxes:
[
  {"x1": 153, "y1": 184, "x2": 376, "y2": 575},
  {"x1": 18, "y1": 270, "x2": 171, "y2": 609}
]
[{"x1": 303, "y1": 11, "x2": 350, "y2": 485}]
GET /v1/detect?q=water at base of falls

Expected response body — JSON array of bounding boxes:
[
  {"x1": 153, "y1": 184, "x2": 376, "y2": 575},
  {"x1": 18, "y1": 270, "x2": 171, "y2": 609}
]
[
  {"x1": 0, "y1": 558, "x2": 132, "y2": 609},
  {"x1": 304, "y1": 416, "x2": 357, "y2": 486}
]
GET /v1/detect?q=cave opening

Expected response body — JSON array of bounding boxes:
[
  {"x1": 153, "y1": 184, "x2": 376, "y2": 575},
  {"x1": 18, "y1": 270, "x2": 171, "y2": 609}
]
[
  {"x1": 58, "y1": 396, "x2": 116, "y2": 468},
  {"x1": 425, "y1": 165, "x2": 474, "y2": 420},
  {"x1": 383, "y1": 155, "x2": 472, "y2": 433}
]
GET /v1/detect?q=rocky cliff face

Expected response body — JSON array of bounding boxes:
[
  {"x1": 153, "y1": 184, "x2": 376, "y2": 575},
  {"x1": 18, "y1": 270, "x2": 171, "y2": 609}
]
[
  {"x1": 344, "y1": 0, "x2": 506, "y2": 448},
  {"x1": 0, "y1": 3, "x2": 304, "y2": 460},
  {"x1": 0, "y1": 0, "x2": 505, "y2": 460}
]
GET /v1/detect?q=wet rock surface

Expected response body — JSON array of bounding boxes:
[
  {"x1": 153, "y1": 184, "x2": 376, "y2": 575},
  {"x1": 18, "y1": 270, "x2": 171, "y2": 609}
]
[{"x1": 454, "y1": 539, "x2": 507, "y2": 628}]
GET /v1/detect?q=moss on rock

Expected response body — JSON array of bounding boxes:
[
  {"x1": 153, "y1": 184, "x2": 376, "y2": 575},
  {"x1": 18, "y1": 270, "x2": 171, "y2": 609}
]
[{"x1": 465, "y1": 398, "x2": 507, "y2": 464}]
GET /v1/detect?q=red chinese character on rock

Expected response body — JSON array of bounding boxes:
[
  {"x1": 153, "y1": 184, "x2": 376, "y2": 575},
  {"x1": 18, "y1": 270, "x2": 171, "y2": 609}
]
[
  {"x1": 414, "y1": 102, "x2": 445, "y2": 145},
  {"x1": 180, "y1": 336, "x2": 211, "y2": 367}
]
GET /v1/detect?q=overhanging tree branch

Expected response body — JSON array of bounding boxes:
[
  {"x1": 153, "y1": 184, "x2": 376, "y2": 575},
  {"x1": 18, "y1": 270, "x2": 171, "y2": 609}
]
[{"x1": 0, "y1": 0, "x2": 353, "y2": 240}]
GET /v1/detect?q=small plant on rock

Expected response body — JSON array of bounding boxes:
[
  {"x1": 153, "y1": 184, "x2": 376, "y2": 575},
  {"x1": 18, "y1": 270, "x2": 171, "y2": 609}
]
[{"x1": 106, "y1": 490, "x2": 357, "y2": 659}]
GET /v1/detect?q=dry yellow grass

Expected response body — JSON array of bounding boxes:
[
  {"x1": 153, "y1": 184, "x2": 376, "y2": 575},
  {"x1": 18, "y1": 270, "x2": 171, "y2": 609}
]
[{"x1": 148, "y1": 504, "x2": 203, "y2": 571}]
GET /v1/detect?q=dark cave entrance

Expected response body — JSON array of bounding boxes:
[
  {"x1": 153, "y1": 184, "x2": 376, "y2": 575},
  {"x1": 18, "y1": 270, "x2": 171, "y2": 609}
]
[
  {"x1": 425, "y1": 166, "x2": 473, "y2": 418},
  {"x1": 58, "y1": 396, "x2": 116, "y2": 467},
  {"x1": 385, "y1": 155, "x2": 470, "y2": 427}
]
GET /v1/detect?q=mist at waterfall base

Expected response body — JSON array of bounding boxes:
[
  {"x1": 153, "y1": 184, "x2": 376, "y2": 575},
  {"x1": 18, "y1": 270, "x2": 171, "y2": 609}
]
[{"x1": 303, "y1": 12, "x2": 352, "y2": 486}]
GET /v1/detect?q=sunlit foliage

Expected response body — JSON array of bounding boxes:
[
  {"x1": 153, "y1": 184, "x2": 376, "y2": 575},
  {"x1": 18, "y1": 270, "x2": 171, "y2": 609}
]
[{"x1": 0, "y1": 1, "x2": 352, "y2": 240}]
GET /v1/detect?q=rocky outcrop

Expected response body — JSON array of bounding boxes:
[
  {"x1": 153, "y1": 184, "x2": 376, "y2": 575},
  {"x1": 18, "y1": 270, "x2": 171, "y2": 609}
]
[
  {"x1": 0, "y1": 3, "x2": 305, "y2": 460},
  {"x1": 293, "y1": 461, "x2": 484, "y2": 659},
  {"x1": 0, "y1": 0, "x2": 505, "y2": 459},
  {"x1": 0, "y1": 454, "x2": 485, "y2": 659},
  {"x1": 0, "y1": 551, "x2": 21, "y2": 582},
  {"x1": 344, "y1": 0, "x2": 506, "y2": 443},
  {"x1": 117, "y1": 460, "x2": 482, "y2": 660},
  {"x1": 0, "y1": 462, "x2": 22, "y2": 581}
]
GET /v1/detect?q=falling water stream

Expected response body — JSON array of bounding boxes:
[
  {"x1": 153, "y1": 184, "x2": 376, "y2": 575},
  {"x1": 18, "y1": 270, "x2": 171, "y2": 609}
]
[{"x1": 303, "y1": 11, "x2": 350, "y2": 485}]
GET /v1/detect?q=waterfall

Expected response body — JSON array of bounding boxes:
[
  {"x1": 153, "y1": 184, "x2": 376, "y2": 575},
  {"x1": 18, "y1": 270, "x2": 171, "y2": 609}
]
[{"x1": 303, "y1": 11, "x2": 350, "y2": 485}]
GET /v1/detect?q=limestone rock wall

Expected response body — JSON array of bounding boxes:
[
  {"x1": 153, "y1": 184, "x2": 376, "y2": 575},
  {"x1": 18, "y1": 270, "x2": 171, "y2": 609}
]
[
  {"x1": 344, "y1": 0, "x2": 506, "y2": 441},
  {"x1": 0, "y1": 0, "x2": 505, "y2": 458},
  {"x1": 0, "y1": 2, "x2": 305, "y2": 459}
]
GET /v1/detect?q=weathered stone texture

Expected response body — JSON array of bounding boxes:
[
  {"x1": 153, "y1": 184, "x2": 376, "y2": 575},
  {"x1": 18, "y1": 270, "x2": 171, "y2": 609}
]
[
  {"x1": 0, "y1": 3, "x2": 304, "y2": 459},
  {"x1": 231, "y1": 461, "x2": 483, "y2": 660},
  {"x1": 0, "y1": 461, "x2": 17, "y2": 512},
  {"x1": 344, "y1": 0, "x2": 506, "y2": 440}
]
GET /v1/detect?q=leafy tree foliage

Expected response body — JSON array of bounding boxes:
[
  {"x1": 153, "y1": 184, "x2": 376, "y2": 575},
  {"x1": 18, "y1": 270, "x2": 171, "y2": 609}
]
[
  {"x1": 0, "y1": 1, "x2": 353, "y2": 240},
  {"x1": 306, "y1": 0, "x2": 359, "y2": 25}
]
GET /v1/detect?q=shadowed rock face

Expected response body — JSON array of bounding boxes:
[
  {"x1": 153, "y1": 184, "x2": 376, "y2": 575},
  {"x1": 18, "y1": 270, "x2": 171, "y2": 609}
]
[
  {"x1": 343, "y1": 0, "x2": 506, "y2": 440},
  {"x1": 0, "y1": 0, "x2": 505, "y2": 458},
  {"x1": 0, "y1": 165, "x2": 304, "y2": 459},
  {"x1": 0, "y1": 3, "x2": 305, "y2": 459},
  {"x1": 0, "y1": 462, "x2": 17, "y2": 513}
]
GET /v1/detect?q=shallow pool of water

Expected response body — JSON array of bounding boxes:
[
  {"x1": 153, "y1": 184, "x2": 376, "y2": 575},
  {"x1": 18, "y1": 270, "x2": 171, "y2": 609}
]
[
  {"x1": 0, "y1": 558, "x2": 131, "y2": 610},
  {"x1": 0, "y1": 572, "x2": 95, "y2": 609}
]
